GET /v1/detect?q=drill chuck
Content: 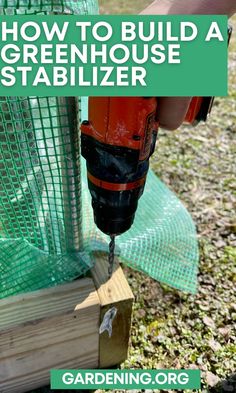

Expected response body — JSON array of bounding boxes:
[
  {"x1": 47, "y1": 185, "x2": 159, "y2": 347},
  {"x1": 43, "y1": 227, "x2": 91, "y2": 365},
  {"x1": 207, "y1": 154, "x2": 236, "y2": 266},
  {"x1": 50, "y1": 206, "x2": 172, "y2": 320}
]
[
  {"x1": 81, "y1": 130, "x2": 150, "y2": 236},
  {"x1": 90, "y1": 180, "x2": 145, "y2": 236}
]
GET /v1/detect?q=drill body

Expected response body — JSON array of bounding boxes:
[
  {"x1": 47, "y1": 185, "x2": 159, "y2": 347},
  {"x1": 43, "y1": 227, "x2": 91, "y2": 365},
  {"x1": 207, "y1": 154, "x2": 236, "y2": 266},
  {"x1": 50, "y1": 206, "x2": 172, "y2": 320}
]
[
  {"x1": 81, "y1": 27, "x2": 231, "y2": 278},
  {"x1": 81, "y1": 97, "x2": 158, "y2": 236},
  {"x1": 81, "y1": 96, "x2": 213, "y2": 237}
]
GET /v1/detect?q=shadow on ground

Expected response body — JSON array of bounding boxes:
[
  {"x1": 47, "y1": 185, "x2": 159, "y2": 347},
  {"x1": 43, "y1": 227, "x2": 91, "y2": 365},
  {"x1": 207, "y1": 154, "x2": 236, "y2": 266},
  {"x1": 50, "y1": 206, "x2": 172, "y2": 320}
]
[{"x1": 209, "y1": 374, "x2": 236, "y2": 393}]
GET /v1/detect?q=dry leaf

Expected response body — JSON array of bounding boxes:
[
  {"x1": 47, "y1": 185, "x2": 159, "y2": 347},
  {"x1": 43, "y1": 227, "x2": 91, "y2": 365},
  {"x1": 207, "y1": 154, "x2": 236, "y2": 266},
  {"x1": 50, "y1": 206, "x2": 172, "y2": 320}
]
[
  {"x1": 206, "y1": 371, "x2": 220, "y2": 387},
  {"x1": 203, "y1": 316, "x2": 216, "y2": 329}
]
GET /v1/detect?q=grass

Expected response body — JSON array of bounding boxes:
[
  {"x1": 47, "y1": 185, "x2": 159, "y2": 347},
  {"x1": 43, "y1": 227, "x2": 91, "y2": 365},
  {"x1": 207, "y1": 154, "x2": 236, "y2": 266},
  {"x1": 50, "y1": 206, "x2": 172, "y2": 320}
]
[{"x1": 99, "y1": 0, "x2": 151, "y2": 15}]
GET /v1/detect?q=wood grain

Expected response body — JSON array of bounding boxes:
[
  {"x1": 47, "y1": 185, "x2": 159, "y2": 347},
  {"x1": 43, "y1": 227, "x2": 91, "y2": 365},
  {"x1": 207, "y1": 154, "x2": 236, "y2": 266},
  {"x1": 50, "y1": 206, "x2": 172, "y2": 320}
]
[
  {"x1": 0, "y1": 255, "x2": 134, "y2": 392},
  {"x1": 0, "y1": 279, "x2": 100, "y2": 393},
  {"x1": 92, "y1": 254, "x2": 134, "y2": 368},
  {"x1": 0, "y1": 278, "x2": 95, "y2": 330}
]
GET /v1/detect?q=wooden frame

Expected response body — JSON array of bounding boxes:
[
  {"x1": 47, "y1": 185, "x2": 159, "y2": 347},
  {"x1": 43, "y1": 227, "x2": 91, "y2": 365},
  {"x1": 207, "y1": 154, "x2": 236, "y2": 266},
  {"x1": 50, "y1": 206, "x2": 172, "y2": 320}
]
[{"x1": 0, "y1": 255, "x2": 134, "y2": 393}]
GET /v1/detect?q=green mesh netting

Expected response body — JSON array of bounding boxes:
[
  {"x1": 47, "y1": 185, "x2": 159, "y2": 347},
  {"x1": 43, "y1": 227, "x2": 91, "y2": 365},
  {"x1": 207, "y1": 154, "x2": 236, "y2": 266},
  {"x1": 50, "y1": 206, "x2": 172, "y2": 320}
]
[
  {"x1": 0, "y1": 0, "x2": 199, "y2": 299},
  {"x1": 0, "y1": 0, "x2": 99, "y2": 15}
]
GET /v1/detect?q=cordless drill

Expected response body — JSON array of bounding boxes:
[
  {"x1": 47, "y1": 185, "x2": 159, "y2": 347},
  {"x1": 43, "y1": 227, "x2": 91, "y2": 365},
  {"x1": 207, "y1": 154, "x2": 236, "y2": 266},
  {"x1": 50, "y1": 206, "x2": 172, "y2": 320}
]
[
  {"x1": 81, "y1": 96, "x2": 213, "y2": 276},
  {"x1": 81, "y1": 26, "x2": 231, "y2": 278}
]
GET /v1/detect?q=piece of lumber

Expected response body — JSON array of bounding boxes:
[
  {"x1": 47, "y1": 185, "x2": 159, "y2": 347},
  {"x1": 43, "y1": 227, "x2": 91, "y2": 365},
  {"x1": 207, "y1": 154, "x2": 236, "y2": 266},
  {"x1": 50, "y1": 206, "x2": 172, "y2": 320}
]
[
  {"x1": 0, "y1": 255, "x2": 134, "y2": 393},
  {"x1": 0, "y1": 278, "x2": 100, "y2": 393},
  {"x1": 92, "y1": 253, "x2": 134, "y2": 368}
]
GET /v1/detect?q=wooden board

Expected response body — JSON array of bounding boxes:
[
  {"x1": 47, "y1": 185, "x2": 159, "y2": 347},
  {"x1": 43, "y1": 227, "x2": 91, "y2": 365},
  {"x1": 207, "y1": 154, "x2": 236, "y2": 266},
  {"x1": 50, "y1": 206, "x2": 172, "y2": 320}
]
[
  {"x1": 0, "y1": 279, "x2": 100, "y2": 393},
  {"x1": 0, "y1": 255, "x2": 134, "y2": 393},
  {"x1": 92, "y1": 254, "x2": 134, "y2": 368}
]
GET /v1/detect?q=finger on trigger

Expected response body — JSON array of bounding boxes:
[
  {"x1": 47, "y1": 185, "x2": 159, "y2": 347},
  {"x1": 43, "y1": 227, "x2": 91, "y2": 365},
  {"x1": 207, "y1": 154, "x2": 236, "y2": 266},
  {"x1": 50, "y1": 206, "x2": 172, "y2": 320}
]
[{"x1": 157, "y1": 97, "x2": 192, "y2": 130}]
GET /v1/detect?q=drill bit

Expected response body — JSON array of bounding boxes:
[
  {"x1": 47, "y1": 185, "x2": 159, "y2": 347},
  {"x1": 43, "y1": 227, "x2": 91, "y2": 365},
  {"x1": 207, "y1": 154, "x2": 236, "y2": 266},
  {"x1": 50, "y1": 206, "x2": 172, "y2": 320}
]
[{"x1": 108, "y1": 235, "x2": 116, "y2": 278}]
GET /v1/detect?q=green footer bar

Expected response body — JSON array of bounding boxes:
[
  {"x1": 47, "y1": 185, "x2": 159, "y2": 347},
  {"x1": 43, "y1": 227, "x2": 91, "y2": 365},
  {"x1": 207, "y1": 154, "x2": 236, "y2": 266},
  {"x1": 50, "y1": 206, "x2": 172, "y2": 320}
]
[{"x1": 51, "y1": 369, "x2": 201, "y2": 390}]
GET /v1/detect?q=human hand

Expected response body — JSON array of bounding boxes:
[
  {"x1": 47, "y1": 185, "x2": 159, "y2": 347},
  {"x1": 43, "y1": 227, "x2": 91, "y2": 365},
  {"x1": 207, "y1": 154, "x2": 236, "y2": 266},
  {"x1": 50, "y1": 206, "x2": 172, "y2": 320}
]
[{"x1": 140, "y1": 0, "x2": 235, "y2": 130}]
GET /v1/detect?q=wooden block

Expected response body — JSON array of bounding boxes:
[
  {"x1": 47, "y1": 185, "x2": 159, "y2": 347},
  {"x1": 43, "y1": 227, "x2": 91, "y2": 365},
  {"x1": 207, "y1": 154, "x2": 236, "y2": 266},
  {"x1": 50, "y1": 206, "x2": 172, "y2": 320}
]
[
  {"x1": 92, "y1": 253, "x2": 134, "y2": 368},
  {"x1": 0, "y1": 278, "x2": 100, "y2": 393},
  {"x1": 0, "y1": 255, "x2": 134, "y2": 392}
]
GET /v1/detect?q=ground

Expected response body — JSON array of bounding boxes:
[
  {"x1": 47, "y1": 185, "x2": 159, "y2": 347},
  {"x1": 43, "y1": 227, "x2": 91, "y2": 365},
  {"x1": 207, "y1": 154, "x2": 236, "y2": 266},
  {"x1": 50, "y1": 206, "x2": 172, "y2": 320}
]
[
  {"x1": 32, "y1": 1, "x2": 236, "y2": 392},
  {"x1": 99, "y1": 1, "x2": 236, "y2": 393}
]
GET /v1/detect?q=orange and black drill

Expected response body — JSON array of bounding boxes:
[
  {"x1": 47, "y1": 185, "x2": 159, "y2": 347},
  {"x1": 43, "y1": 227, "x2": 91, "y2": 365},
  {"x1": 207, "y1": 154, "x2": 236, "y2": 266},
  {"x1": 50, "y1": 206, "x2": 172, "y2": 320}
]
[
  {"x1": 81, "y1": 96, "x2": 213, "y2": 276},
  {"x1": 81, "y1": 26, "x2": 232, "y2": 277}
]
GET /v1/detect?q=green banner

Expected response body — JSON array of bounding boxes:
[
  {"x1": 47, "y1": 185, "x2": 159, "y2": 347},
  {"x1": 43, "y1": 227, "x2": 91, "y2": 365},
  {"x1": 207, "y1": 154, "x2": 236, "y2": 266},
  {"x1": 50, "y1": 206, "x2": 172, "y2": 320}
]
[
  {"x1": 0, "y1": 15, "x2": 227, "y2": 96},
  {"x1": 50, "y1": 369, "x2": 201, "y2": 390}
]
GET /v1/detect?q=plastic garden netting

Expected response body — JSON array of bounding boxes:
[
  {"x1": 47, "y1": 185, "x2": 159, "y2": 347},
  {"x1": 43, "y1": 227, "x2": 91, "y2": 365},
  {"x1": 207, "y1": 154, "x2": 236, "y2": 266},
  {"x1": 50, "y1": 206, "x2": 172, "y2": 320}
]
[
  {"x1": 0, "y1": 0, "x2": 199, "y2": 299},
  {"x1": 0, "y1": 0, "x2": 99, "y2": 15}
]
